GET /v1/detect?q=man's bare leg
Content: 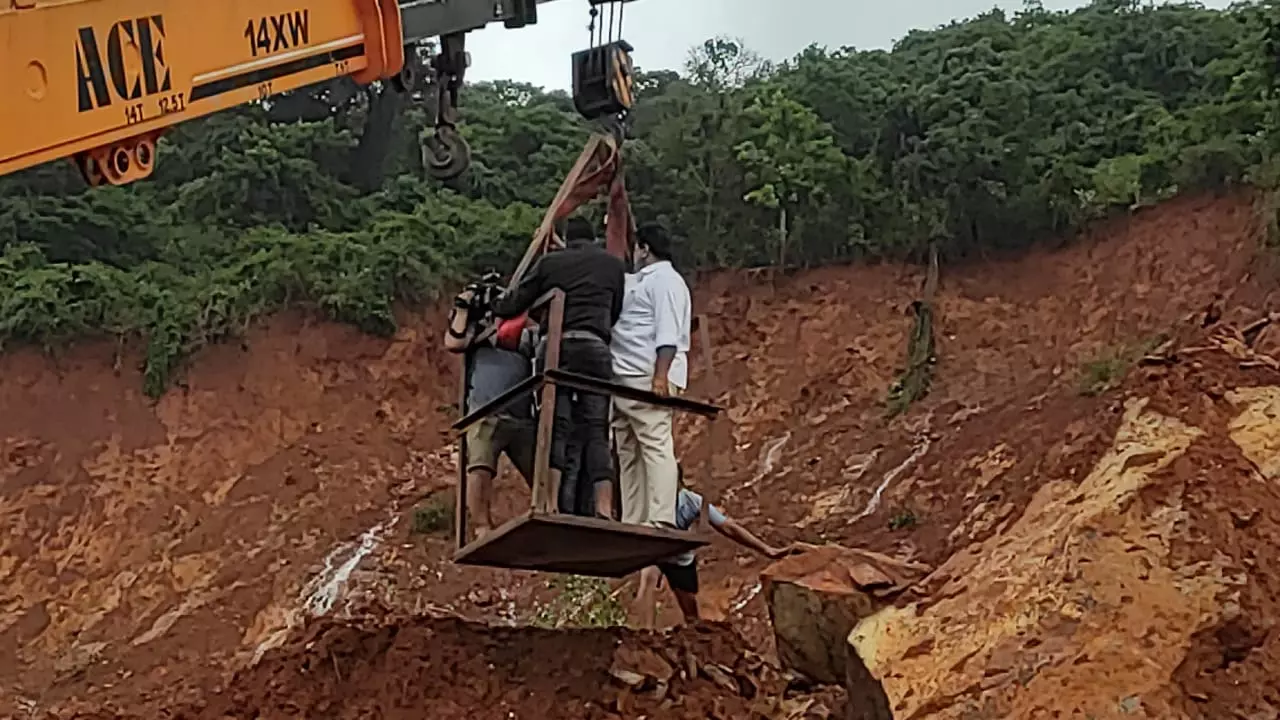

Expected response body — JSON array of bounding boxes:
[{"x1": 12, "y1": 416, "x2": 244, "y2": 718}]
[
  {"x1": 671, "y1": 588, "x2": 700, "y2": 625},
  {"x1": 594, "y1": 480, "x2": 615, "y2": 520},
  {"x1": 466, "y1": 467, "x2": 496, "y2": 540},
  {"x1": 634, "y1": 566, "x2": 662, "y2": 629}
]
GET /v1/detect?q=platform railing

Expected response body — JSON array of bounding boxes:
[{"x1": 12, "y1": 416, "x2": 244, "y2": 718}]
[{"x1": 451, "y1": 288, "x2": 723, "y2": 555}]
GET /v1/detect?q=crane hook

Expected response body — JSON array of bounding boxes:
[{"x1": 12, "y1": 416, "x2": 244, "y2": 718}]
[{"x1": 426, "y1": 31, "x2": 472, "y2": 181}]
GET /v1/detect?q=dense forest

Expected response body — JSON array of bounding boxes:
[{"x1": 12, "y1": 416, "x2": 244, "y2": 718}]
[{"x1": 1, "y1": 0, "x2": 1276, "y2": 394}]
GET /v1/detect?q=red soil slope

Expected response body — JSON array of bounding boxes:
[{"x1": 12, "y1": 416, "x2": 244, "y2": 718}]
[
  {"x1": 0, "y1": 192, "x2": 1269, "y2": 717},
  {"x1": 848, "y1": 319, "x2": 1280, "y2": 719}
]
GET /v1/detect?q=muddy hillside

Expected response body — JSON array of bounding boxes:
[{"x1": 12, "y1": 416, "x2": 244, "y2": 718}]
[
  {"x1": 3, "y1": 193, "x2": 1278, "y2": 718},
  {"x1": 844, "y1": 316, "x2": 1280, "y2": 719}
]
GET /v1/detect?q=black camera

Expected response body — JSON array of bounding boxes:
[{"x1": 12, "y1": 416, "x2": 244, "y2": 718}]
[{"x1": 456, "y1": 270, "x2": 504, "y2": 320}]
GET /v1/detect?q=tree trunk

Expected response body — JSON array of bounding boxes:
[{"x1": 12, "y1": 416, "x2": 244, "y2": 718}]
[
  {"x1": 778, "y1": 205, "x2": 789, "y2": 269},
  {"x1": 345, "y1": 84, "x2": 406, "y2": 193},
  {"x1": 887, "y1": 243, "x2": 939, "y2": 417}
]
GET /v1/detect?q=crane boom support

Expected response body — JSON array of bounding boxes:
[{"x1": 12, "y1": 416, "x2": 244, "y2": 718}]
[
  {"x1": 399, "y1": 0, "x2": 555, "y2": 46},
  {"x1": 0, "y1": 0, "x2": 634, "y2": 185}
]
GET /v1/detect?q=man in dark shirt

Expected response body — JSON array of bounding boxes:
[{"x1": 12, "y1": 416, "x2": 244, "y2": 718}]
[{"x1": 492, "y1": 216, "x2": 626, "y2": 518}]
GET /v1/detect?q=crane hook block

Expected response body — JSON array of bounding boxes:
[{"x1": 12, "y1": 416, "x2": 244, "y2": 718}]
[{"x1": 571, "y1": 40, "x2": 634, "y2": 121}]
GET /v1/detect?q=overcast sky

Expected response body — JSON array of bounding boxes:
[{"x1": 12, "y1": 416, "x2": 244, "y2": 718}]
[{"x1": 466, "y1": 0, "x2": 1234, "y2": 90}]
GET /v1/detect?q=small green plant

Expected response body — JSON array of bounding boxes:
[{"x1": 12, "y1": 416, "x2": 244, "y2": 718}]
[
  {"x1": 410, "y1": 495, "x2": 454, "y2": 535},
  {"x1": 1077, "y1": 336, "x2": 1163, "y2": 397},
  {"x1": 531, "y1": 575, "x2": 626, "y2": 629},
  {"x1": 888, "y1": 509, "x2": 917, "y2": 531},
  {"x1": 1078, "y1": 350, "x2": 1131, "y2": 396}
]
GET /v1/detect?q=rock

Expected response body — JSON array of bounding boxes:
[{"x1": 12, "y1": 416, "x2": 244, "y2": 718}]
[
  {"x1": 846, "y1": 398, "x2": 1235, "y2": 719},
  {"x1": 761, "y1": 544, "x2": 930, "y2": 685},
  {"x1": 608, "y1": 645, "x2": 674, "y2": 692},
  {"x1": 753, "y1": 696, "x2": 837, "y2": 720},
  {"x1": 701, "y1": 664, "x2": 740, "y2": 694},
  {"x1": 652, "y1": 680, "x2": 669, "y2": 702},
  {"x1": 609, "y1": 667, "x2": 646, "y2": 689},
  {"x1": 1231, "y1": 507, "x2": 1259, "y2": 528},
  {"x1": 683, "y1": 649, "x2": 698, "y2": 680},
  {"x1": 844, "y1": 652, "x2": 893, "y2": 720}
]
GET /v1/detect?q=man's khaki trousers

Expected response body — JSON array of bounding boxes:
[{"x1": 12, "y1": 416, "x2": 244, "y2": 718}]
[{"x1": 611, "y1": 374, "x2": 682, "y2": 527}]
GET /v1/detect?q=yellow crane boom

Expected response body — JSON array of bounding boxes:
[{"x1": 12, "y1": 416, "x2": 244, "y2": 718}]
[
  {"x1": 1, "y1": 0, "x2": 636, "y2": 185},
  {"x1": 2, "y1": 0, "x2": 408, "y2": 184}
]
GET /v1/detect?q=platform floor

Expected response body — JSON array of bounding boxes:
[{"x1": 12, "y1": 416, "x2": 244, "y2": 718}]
[{"x1": 453, "y1": 512, "x2": 709, "y2": 577}]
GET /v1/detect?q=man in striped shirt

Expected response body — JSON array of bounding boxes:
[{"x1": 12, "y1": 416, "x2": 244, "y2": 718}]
[{"x1": 635, "y1": 467, "x2": 795, "y2": 627}]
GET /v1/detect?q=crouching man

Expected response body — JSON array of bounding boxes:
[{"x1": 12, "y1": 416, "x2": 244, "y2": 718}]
[
  {"x1": 444, "y1": 278, "x2": 538, "y2": 540},
  {"x1": 634, "y1": 466, "x2": 796, "y2": 627}
]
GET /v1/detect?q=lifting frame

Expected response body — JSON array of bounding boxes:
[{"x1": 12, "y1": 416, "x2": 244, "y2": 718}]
[{"x1": 451, "y1": 288, "x2": 723, "y2": 578}]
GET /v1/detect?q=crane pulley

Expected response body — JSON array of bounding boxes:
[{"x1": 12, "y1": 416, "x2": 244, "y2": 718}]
[{"x1": 572, "y1": 0, "x2": 635, "y2": 130}]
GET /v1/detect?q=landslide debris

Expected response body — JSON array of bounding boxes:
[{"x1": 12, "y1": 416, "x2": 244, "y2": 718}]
[
  {"x1": 845, "y1": 317, "x2": 1280, "y2": 720},
  {"x1": 49, "y1": 616, "x2": 844, "y2": 720}
]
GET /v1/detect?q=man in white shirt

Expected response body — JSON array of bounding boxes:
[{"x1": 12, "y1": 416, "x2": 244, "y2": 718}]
[{"x1": 610, "y1": 223, "x2": 691, "y2": 528}]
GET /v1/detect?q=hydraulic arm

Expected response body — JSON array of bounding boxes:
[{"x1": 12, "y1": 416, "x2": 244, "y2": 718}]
[{"x1": 0, "y1": 0, "x2": 637, "y2": 185}]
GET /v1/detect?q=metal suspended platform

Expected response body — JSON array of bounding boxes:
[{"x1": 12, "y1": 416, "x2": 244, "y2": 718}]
[
  {"x1": 454, "y1": 512, "x2": 706, "y2": 577},
  {"x1": 451, "y1": 290, "x2": 723, "y2": 578}
]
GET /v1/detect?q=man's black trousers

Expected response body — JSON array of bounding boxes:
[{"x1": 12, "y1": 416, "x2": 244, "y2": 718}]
[{"x1": 544, "y1": 334, "x2": 614, "y2": 516}]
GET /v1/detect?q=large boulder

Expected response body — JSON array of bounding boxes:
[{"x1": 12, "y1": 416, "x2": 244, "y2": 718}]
[{"x1": 761, "y1": 545, "x2": 930, "y2": 686}]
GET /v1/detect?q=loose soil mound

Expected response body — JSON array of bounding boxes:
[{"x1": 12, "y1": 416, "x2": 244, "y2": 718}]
[{"x1": 51, "y1": 617, "x2": 843, "y2": 720}]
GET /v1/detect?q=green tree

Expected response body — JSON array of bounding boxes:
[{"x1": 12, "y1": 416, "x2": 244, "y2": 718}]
[
  {"x1": 734, "y1": 88, "x2": 847, "y2": 267},
  {"x1": 1, "y1": 1, "x2": 1276, "y2": 394}
]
